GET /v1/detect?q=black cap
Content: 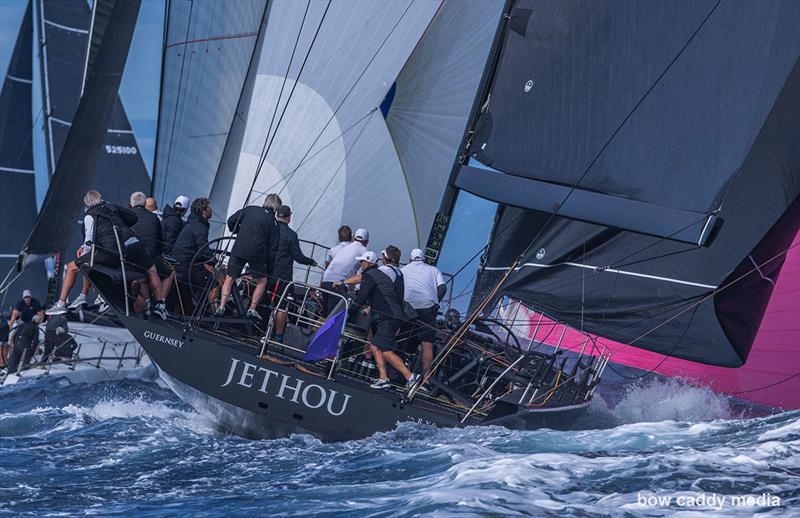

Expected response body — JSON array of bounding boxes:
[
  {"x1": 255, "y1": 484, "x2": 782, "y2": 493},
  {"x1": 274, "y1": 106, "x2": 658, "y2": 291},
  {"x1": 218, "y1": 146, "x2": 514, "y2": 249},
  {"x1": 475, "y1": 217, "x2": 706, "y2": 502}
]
[{"x1": 277, "y1": 205, "x2": 292, "y2": 218}]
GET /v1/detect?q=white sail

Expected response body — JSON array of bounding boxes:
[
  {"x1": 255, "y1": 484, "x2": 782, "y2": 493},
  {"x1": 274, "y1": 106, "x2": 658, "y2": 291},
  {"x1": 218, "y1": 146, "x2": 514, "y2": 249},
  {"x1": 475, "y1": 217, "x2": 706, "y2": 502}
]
[
  {"x1": 154, "y1": 0, "x2": 267, "y2": 203},
  {"x1": 215, "y1": 0, "x2": 441, "y2": 268}
]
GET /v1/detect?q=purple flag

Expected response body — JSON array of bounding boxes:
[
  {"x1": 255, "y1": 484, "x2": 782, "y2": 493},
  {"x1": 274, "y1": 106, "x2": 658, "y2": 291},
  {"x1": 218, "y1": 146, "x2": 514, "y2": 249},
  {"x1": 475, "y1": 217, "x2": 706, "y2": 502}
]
[{"x1": 303, "y1": 308, "x2": 347, "y2": 361}]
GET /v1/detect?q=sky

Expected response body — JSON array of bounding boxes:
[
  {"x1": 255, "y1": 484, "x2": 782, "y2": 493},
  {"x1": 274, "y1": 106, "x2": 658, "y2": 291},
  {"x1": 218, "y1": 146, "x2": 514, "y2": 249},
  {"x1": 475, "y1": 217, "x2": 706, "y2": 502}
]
[{"x1": 0, "y1": 0, "x2": 495, "y2": 311}]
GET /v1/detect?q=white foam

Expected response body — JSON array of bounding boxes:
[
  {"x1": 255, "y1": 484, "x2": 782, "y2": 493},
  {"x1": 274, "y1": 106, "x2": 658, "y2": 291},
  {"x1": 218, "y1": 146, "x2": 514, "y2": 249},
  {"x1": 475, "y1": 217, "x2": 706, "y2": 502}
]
[{"x1": 612, "y1": 377, "x2": 733, "y2": 423}]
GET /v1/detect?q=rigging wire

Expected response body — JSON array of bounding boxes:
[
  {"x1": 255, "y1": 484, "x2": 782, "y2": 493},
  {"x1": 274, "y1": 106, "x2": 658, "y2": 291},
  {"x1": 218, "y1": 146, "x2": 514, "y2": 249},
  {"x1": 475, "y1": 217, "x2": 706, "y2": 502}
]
[
  {"x1": 237, "y1": 0, "x2": 330, "y2": 215},
  {"x1": 158, "y1": 0, "x2": 194, "y2": 201},
  {"x1": 295, "y1": 110, "x2": 376, "y2": 231},
  {"x1": 276, "y1": 0, "x2": 417, "y2": 197}
]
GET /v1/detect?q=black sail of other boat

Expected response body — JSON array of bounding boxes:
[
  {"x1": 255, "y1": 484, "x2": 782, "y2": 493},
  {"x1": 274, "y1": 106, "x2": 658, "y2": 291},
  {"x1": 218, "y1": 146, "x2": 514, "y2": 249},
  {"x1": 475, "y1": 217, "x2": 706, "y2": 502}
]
[
  {"x1": 0, "y1": 1, "x2": 47, "y2": 298},
  {"x1": 23, "y1": 0, "x2": 143, "y2": 259},
  {"x1": 462, "y1": 0, "x2": 800, "y2": 367}
]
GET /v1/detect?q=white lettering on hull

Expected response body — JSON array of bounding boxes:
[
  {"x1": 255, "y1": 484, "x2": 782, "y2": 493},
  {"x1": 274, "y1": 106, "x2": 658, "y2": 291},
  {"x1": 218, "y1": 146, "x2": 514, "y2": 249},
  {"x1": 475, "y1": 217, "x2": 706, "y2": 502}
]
[
  {"x1": 143, "y1": 330, "x2": 184, "y2": 349},
  {"x1": 221, "y1": 357, "x2": 351, "y2": 417}
]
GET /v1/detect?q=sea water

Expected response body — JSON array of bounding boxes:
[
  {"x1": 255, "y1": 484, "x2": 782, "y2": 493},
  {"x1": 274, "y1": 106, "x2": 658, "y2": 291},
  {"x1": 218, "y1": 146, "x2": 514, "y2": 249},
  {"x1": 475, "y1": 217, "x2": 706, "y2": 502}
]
[{"x1": 0, "y1": 375, "x2": 797, "y2": 516}]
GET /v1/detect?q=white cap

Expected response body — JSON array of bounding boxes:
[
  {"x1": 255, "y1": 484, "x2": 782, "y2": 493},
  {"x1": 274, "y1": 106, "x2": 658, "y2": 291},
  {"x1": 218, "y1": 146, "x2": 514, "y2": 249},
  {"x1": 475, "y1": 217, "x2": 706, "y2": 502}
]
[
  {"x1": 410, "y1": 248, "x2": 425, "y2": 261},
  {"x1": 174, "y1": 195, "x2": 190, "y2": 208},
  {"x1": 22, "y1": 289, "x2": 32, "y2": 298},
  {"x1": 355, "y1": 251, "x2": 378, "y2": 264},
  {"x1": 354, "y1": 228, "x2": 369, "y2": 241}
]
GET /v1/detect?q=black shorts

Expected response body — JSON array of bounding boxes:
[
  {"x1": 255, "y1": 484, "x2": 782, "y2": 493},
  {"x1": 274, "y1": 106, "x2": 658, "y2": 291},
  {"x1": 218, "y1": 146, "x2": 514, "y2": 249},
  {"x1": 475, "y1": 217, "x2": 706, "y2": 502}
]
[
  {"x1": 399, "y1": 306, "x2": 438, "y2": 353},
  {"x1": 124, "y1": 242, "x2": 154, "y2": 273},
  {"x1": 75, "y1": 249, "x2": 119, "y2": 268},
  {"x1": 180, "y1": 265, "x2": 213, "y2": 292},
  {"x1": 154, "y1": 254, "x2": 173, "y2": 278},
  {"x1": 227, "y1": 254, "x2": 267, "y2": 279},
  {"x1": 370, "y1": 318, "x2": 400, "y2": 352},
  {"x1": 320, "y1": 281, "x2": 348, "y2": 316}
]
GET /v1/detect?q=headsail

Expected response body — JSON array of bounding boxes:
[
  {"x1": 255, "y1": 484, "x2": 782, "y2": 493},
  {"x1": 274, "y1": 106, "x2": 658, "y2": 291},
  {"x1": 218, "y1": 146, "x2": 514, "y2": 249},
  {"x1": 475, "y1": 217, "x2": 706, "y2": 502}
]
[
  {"x1": 468, "y1": 0, "x2": 800, "y2": 366},
  {"x1": 0, "y1": 1, "x2": 47, "y2": 298},
  {"x1": 154, "y1": 0, "x2": 268, "y2": 205},
  {"x1": 25, "y1": 0, "x2": 143, "y2": 256},
  {"x1": 213, "y1": 0, "x2": 442, "y2": 270},
  {"x1": 383, "y1": 0, "x2": 504, "y2": 257}
]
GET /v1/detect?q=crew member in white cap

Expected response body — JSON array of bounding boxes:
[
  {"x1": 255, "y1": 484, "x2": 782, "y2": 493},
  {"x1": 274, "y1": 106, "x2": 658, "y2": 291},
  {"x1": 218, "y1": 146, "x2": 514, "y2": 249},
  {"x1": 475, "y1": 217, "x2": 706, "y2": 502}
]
[
  {"x1": 320, "y1": 228, "x2": 368, "y2": 315},
  {"x1": 349, "y1": 250, "x2": 419, "y2": 391},
  {"x1": 6, "y1": 289, "x2": 44, "y2": 353},
  {"x1": 401, "y1": 248, "x2": 446, "y2": 374},
  {"x1": 161, "y1": 195, "x2": 190, "y2": 255}
]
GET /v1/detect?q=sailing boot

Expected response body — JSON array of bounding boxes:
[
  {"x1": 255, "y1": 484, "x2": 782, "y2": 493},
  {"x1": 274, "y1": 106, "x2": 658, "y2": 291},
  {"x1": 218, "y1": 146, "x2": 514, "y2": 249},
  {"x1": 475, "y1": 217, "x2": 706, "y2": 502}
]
[
  {"x1": 46, "y1": 301, "x2": 68, "y2": 316},
  {"x1": 152, "y1": 300, "x2": 168, "y2": 320},
  {"x1": 67, "y1": 293, "x2": 87, "y2": 310}
]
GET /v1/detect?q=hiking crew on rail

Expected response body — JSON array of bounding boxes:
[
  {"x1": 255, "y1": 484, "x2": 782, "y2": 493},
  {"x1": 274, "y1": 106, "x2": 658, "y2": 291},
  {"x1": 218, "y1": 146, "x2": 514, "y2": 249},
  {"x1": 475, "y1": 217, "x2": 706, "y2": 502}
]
[{"x1": 40, "y1": 189, "x2": 445, "y2": 392}]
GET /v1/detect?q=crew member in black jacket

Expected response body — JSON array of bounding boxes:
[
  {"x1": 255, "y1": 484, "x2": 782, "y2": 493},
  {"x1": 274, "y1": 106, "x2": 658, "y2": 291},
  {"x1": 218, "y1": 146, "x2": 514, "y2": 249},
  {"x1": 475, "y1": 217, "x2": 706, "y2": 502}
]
[
  {"x1": 130, "y1": 192, "x2": 175, "y2": 307},
  {"x1": 160, "y1": 195, "x2": 189, "y2": 255},
  {"x1": 272, "y1": 205, "x2": 317, "y2": 291},
  {"x1": 217, "y1": 194, "x2": 282, "y2": 321},
  {"x1": 46, "y1": 190, "x2": 167, "y2": 319},
  {"x1": 172, "y1": 197, "x2": 220, "y2": 312},
  {"x1": 351, "y1": 248, "x2": 419, "y2": 391}
]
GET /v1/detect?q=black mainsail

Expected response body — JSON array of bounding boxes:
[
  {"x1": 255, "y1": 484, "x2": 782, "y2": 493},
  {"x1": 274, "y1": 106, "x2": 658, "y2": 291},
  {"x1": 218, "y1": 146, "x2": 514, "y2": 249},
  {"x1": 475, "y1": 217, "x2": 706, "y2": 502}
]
[
  {"x1": 0, "y1": 1, "x2": 47, "y2": 299},
  {"x1": 24, "y1": 0, "x2": 143, "y2": 257},
  {"x1": 463, "y1": 0, "x2": 800, "y2": 367}
]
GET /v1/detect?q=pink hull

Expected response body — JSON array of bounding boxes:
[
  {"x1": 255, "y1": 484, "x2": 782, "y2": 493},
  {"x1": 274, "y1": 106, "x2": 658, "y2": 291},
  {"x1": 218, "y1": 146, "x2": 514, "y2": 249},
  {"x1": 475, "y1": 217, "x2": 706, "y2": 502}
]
[{"x1": 506, "y1": 234, "x2": 800, "y2": 410}]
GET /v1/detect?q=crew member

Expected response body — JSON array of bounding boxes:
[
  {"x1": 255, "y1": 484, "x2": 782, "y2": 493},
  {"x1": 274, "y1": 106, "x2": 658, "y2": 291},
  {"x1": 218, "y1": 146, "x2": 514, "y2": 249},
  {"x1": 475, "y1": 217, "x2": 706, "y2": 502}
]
[
  {"x1": 173, "y1": 197, "x2": 220, "y2": 313},
  {"x1": 324, "y1": 225, "x2": 352, "y2": 268},
  {"x1": 272, "y1": 205, "x2": 317, "y2": 291},
  {"x1": 401, "y1": 248, "x2": 446, "y2": 375},
  {"x1": 4, "y1": 314, "x2": 39, "y2": 375},
  {"x1": 7, "y1": 289, "x2": 43, "y2": 330},
  {"x1": 270, "y1": 206, "x2": 317, "y2": 341},
  {"x1": 217, "y1": 195, "x2": 281, "y2": 321},
  {"x1": 46, "y1": 190, "x2": 167, "y2": 319},
  {"x1": 350, "y1": 249, "x2": 419, "y2": 391},
  {"x1": 145, "y1": 197, "x2": 161, "y2": 218},
  {"x1": 130, "y1": 192, "x2": 174, "y2": 311},
  {"x1": 321, "y1": 228, "x2": 368, "y2": 315},
  {"x1": 161, "y1": 195, "x2": 190, "y2": 255}
]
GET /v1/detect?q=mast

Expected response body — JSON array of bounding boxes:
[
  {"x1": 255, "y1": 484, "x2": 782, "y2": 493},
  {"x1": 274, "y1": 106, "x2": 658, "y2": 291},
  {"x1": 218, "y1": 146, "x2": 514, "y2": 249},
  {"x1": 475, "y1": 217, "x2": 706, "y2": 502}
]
[{"x1": 422, "y1": 0, "x2": 513, "y2": 265}]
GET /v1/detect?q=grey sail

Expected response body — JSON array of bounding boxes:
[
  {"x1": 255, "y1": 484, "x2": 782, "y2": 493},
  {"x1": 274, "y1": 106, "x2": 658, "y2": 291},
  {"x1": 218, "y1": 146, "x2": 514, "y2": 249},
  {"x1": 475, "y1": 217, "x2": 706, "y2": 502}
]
[
  {"x1": 154, "y1": 0, "x2": 268, "y2": 206},
  {"x1": 0, "y1": 1, "x2": 47, "y2": 298},
  {"x1": 382, "y1": 0, "x2": 504, "y2": 259},
  {"x1": 467, "y1": 0, "x2": 800, "y2": 366},
  {"x1": 25, "y1": 0, "x2": 143, "y2": 256}
]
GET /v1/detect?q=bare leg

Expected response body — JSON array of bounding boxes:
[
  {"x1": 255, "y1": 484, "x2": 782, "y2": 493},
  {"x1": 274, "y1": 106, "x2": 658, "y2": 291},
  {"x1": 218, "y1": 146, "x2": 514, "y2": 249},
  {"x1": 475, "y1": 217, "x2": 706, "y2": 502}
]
[
  {"x1": 421, "y1": 341, "x2": 433, "y2": 374},
  {"x1": 147, "y1": 266, "x2": 163, "y2": 300},
  {"x1": 369, "y1": 344, "x2": 387, "y2": 380},
  {"x1": 274, "y1": 310, "x2": 287, "y2": 335},
  {"x1": 58, "y1": 262, "x2": 80, "y2": 302},
  {"x1": 161, "y1": 271, "x2": 174, "y2": 300},
  {"x1": 81, "y1": 275, "x2": 91, "y2": 296},
  {"x1": 250, "y1": 277, "x2": 268, "y2": 309},
  {"x1": 383, "y1": 351, "x2": 412, "y2": 380},
  {"x1": 135, "y1": 280, "x2": 149, "y2": 313},
  {"x1": 219, "y1": 275, "x2": 235, "y2": 309}
]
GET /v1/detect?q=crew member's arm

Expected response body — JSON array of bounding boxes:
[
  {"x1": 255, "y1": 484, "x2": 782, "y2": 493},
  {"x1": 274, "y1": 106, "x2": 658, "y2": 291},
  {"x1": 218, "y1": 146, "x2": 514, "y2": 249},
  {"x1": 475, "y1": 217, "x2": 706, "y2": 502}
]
[
  {"x1": 335, "y1": 272, "x2": 361, "y2": 288},
  {"x1": 7, "y1": 308, "x2": 19, "y2": 328},
  {"x1": 351, "y1": 272, "x2": 373, "y2": 308},
  {"x1": 226, "y1": 209, "x2": 243, "y2": 233},
  {"x1": 81, "y1": 214, "x2": 94, "y2": 255},
  {"x1": 118, "y1": 206, "x2": 138, "y2": 227},
  {"x1": 290, "y1": 233, "x2": 316, "y2": 267},
  {"x1": 436, "y1": 269, "x2": 447, "y2": 302}
]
